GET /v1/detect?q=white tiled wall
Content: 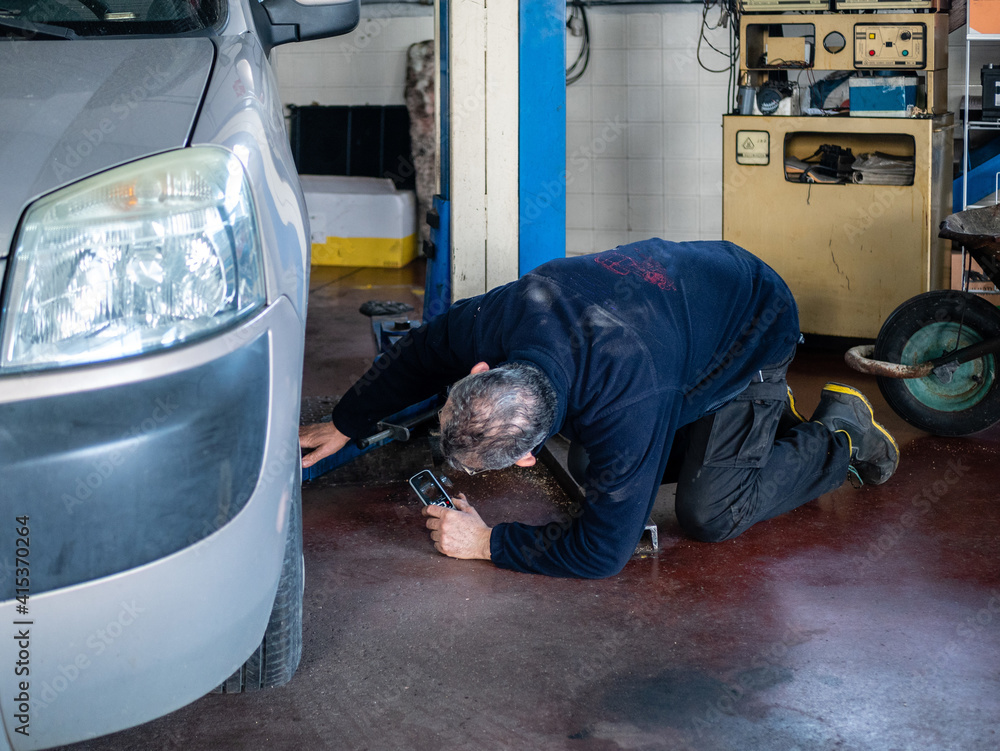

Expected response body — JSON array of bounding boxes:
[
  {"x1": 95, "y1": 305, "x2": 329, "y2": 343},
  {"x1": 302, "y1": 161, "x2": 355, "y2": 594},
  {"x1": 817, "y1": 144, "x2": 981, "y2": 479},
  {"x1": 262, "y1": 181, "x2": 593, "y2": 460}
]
[
  {"x1": 271, "y1": 7, "x2": 434, "y2": 107},
  {"x1": 565, "y1": 6, "x2": 731, "y2": 255}
]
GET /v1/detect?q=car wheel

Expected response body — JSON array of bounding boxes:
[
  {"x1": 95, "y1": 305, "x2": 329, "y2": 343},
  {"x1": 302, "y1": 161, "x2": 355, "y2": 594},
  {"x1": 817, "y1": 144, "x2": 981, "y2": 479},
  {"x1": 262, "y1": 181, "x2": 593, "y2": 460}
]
[
  {"x1": 874, "y1": 290, "x2": 1000, "y2": 436},
  {"x1": 215, "y1": 484, "x2": 304, "y2": 692}
]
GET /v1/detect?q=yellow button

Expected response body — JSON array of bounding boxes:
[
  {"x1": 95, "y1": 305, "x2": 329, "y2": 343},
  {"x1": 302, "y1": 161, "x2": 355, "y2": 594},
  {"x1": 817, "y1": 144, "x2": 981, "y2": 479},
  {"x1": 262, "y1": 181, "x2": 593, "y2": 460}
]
[{"x1": 869, "y1": 33, "x2": 876, "y2": 39}]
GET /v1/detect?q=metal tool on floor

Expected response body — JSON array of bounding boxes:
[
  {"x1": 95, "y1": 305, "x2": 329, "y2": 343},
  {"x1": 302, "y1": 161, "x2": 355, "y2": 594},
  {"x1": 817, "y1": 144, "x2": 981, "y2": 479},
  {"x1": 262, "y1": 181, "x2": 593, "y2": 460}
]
[
  {"x1": 642, "y1": 521, "x2": 659, "y2": 552},
  {"x1": 368, "y1": 316, "x2": 423, "y2": 355},
  {"x1": 358, "y1": 404, "x2": 441, "y2": 449},
  {"x1": 536, "y1": 444, "x2": 659, "y2": 554}
]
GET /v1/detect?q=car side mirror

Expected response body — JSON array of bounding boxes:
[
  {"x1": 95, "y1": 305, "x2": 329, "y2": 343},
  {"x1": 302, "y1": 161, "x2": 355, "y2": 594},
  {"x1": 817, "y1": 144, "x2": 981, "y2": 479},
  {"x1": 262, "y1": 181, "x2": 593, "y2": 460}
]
[{"x1": 251, "y1": 0, "x2": 360, "y2": 51}]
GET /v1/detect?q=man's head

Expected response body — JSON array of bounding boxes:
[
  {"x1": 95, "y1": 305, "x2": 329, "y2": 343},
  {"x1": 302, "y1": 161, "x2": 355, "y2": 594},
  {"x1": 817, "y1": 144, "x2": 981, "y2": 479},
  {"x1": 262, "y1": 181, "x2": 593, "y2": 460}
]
[{"x1": 439, "y1": 361, "x2": 557, "y2": 474}]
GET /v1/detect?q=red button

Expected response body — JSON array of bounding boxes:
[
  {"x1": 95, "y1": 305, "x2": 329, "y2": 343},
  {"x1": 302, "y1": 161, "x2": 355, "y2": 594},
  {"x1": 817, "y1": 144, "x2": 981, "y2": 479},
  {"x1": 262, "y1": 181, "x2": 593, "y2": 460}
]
[{"x1": 869, "y1": 49, "x2": 875, "y2": 56}]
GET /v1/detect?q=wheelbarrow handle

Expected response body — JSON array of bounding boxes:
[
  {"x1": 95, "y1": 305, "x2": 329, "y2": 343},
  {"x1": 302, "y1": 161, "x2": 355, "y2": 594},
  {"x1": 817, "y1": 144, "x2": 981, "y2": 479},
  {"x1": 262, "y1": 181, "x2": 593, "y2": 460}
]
[
  {"x1": 845, "y1": 345, "x2": 934, "y2": 379},
  {"x1": 847, "y1": 337, "x2": 1000, "y2": 380}
]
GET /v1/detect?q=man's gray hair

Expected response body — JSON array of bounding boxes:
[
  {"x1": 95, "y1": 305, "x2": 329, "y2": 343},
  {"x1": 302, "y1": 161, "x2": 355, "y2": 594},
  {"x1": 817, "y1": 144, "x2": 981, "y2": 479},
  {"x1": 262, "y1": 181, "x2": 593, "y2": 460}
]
[{"x1": 440, "y1": 361, "x2": 557, "y2": 472}]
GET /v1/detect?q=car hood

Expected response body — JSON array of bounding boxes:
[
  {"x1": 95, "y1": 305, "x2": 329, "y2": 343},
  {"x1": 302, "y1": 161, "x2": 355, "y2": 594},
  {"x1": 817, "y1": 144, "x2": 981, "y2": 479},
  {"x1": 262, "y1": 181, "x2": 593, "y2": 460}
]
[{"x1": 0, "y1": 38, "x2": 216, "y2": 259}]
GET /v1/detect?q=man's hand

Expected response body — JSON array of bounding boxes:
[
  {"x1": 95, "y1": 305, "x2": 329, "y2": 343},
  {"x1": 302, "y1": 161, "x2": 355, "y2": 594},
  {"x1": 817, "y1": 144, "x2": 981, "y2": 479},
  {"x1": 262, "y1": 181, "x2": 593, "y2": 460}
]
[
  {"x1": 299, "y1": 421, "x2": 351, "y2": 468},
  {"x1": 422, "y1": 493, "x2": 492, "y2": 561}
]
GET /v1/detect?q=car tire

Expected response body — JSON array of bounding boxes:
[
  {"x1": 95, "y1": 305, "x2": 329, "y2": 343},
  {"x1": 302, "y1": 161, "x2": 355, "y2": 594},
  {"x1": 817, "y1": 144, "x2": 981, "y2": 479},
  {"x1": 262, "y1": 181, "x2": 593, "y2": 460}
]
[
  {"x1": 215, "y1": 484, "x2": 304, "y2": 692},
  {"x1": 874, "y1": 290, "x2": 1000, "y2": 436}
]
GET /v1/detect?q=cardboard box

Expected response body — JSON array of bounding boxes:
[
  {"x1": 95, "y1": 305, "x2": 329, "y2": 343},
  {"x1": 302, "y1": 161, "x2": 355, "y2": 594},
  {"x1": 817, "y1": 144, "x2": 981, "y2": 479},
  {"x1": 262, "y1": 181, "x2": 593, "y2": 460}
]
[
  {"x1": 300, "y1": 176, "x2": 418, "y2": 268},
  {"x1": 971, "y1": 0, "x2": 1000, "y2": 36},
  {"x1": 765, "y1": 36, "x2": 810, "y2": 66}
]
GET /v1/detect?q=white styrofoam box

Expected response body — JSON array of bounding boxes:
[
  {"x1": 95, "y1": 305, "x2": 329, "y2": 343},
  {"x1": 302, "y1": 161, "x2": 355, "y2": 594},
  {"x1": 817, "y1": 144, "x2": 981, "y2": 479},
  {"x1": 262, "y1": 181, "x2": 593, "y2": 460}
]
[{"x1": 300, "y1": 176, "x2": 417, "y2": 267}]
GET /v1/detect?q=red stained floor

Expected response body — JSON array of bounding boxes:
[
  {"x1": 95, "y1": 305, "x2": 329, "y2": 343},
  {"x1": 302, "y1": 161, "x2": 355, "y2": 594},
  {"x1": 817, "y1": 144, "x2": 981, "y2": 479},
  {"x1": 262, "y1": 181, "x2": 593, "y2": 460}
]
[{"x1": 65, "y1": 261, "x2": 1000, "y2": 751}]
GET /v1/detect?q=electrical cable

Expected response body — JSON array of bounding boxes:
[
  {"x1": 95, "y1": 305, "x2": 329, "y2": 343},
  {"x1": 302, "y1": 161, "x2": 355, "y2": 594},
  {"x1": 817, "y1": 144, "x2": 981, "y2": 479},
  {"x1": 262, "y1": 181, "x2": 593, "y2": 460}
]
[
  {"x1": 693, "y1": 0, "x2": 741, "y2": 111},
  {"x1": 566, "y1": 1, "x2": 591, "y2": 86},
  {"x1": 696, "y1": 1, "x2": 731, "y2": 74}
]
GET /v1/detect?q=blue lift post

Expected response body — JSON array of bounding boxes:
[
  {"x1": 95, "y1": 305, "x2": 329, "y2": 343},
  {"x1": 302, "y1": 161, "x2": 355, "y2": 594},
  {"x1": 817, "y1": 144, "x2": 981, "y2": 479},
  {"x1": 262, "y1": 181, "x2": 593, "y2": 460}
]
[
  {"x1": 519, "y1": 0, "x2": 567, "y2": 275},
  {"x1": 424, "y1": 0, "x2": 451, "y2": 322}
]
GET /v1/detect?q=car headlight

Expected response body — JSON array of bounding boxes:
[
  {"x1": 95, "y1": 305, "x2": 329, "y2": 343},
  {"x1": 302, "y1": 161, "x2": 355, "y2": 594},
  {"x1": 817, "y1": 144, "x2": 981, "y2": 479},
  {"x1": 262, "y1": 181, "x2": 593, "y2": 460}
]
[{"x1": 0, "y1": 146, "x2": 265, "y2": 372}]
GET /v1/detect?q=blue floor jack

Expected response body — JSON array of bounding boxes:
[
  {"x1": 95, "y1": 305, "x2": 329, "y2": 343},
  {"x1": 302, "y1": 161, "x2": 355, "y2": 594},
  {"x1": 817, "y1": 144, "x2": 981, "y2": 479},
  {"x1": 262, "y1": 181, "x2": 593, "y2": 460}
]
[{"x1": 302, "y1": 197, "x2": 452, "y2": 482}]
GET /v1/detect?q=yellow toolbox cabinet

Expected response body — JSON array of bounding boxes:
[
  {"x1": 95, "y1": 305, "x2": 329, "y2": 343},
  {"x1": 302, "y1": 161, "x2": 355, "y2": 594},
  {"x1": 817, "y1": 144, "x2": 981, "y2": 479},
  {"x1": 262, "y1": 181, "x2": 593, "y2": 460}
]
[{"x1": 723, "y1": 116, "x2": 953, "y2": 339}]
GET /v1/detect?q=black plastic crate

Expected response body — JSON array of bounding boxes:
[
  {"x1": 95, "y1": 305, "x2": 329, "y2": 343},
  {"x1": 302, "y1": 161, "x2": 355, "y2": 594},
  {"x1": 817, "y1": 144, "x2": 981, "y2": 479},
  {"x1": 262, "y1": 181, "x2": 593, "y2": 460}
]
[{"x1": 288, "y1": 104, "x2": 415, "y2": 191}]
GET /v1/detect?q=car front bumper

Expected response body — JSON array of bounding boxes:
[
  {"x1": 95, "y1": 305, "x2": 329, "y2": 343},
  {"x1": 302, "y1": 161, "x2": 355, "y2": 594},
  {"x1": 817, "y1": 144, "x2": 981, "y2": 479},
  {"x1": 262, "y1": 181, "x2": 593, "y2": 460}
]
[{"x1": 0, "y1": 296, "x2": 303, "y2": 750}]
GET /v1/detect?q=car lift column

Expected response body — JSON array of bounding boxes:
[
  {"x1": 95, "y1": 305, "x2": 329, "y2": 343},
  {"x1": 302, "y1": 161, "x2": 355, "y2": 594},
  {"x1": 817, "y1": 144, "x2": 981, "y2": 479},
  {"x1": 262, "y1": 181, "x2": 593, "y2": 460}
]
[{"x1": 436, "y1": 0, "x2": 566, "y2": 303}]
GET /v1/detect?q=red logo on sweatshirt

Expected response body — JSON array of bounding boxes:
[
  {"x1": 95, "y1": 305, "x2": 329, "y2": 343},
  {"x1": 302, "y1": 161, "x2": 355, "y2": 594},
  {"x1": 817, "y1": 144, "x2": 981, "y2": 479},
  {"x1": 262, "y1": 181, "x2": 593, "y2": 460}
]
[{"x1": 595, "y1": 252, "x2": 676, "y2": 291}]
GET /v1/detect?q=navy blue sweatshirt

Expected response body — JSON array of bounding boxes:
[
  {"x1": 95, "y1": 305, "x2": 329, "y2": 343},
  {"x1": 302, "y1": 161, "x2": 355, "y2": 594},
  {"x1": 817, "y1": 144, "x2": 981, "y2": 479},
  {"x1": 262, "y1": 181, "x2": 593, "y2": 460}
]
[{"x1": 332, "y1": 239, "x2": 800, "y2": 578}]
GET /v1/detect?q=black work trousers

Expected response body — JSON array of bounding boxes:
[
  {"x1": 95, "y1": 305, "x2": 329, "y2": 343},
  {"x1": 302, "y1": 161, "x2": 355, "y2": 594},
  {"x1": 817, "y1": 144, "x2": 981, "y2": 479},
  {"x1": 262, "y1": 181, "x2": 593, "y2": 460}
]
[{"x1": 570, "y1": 354, "x2": 852, "y2": 543}]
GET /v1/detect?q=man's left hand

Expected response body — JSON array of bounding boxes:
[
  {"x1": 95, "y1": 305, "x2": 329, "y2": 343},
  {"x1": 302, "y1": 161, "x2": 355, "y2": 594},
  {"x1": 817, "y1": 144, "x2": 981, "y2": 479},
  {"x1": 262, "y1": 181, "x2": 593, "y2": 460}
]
[{"x1": 422, "y1": 493, "x2": 492, "y2": 561}]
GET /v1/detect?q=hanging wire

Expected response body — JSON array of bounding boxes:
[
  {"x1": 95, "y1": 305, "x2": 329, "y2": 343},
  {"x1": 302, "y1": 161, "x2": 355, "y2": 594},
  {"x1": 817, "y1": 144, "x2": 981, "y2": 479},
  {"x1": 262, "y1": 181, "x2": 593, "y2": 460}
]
[
  {"x1": 727, "y1": 0, "x2": 740, "y2": 112},
  {"x1": 697, "y1": 7, "x2": 731, "y2": 74},
  {"x1": 696, "y1": 0, "x2": 741, "y2": 111},
  {"x1": 566, "y1": 1, "x2": 591, "y2": 86}
]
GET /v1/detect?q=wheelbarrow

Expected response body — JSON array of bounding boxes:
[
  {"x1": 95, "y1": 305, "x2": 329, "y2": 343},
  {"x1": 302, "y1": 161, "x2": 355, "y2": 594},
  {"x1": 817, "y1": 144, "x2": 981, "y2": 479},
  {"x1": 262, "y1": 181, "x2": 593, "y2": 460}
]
[{"x1": 846, "y1": 204, "x2": 1000, "y2": 436}]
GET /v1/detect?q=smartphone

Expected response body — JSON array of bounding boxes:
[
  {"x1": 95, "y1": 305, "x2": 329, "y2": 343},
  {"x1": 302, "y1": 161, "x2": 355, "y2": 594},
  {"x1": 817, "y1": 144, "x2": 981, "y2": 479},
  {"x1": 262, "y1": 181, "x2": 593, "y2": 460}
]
[{"x1": 408, "y1": 470, "x2": 455, "y2": 509}]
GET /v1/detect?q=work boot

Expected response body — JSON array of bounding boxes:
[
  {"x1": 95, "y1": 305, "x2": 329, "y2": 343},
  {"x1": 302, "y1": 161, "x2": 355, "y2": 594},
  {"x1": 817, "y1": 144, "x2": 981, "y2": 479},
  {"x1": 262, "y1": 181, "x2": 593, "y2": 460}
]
[{"x1": 811, "y1": 382, "x2": 899, "y2": 486}]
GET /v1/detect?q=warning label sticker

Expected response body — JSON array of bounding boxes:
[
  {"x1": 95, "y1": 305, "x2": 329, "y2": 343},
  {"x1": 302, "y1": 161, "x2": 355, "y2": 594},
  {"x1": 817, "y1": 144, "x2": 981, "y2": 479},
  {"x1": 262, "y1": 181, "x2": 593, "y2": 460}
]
[{"x1": 736, "y1": 130, "x2": 769, "y2": 166}]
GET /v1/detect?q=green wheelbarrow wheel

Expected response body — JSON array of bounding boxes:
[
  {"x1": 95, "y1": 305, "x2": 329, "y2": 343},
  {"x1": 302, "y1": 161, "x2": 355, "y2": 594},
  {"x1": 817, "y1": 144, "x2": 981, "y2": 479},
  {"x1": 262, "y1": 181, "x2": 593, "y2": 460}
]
[{"x1": 874, "y1": 290, "x2": 1000, "y2": 436}]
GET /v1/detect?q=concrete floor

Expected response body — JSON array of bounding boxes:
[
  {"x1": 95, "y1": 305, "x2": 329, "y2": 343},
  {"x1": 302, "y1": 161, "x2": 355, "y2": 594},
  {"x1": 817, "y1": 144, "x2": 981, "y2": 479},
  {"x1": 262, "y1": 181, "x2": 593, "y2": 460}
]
[{"x1": 64, "y1": 262, "x2": 1000, "y2": 751}]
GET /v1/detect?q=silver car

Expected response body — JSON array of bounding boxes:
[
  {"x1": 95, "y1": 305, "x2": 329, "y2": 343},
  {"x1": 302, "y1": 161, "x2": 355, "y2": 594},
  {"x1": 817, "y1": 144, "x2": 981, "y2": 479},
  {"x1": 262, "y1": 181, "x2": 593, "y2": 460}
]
[{"x1": 0, "y1": 0, "x2": 357, "y2": 747}]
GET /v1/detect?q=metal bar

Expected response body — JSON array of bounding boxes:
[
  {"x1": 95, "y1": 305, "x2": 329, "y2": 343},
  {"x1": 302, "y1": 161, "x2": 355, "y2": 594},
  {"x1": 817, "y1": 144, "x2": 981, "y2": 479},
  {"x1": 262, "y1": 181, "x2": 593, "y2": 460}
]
[
  {"x1": 536, "y1": 444, "x2": 586, "y2": 506},
  {"x1": 357, "y1": 403, "x2": 442, "y2": 449},
  {"x1": 928, "y1": 335, "x2": 1000, "y2": 368}
]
